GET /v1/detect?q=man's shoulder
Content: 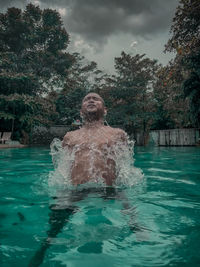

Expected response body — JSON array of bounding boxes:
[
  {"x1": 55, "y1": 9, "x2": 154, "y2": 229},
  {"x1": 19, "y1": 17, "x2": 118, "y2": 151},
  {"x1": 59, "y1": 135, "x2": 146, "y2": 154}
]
[
  {"x1": 106, "y1": 126, "x2": 126, "y2": 134},
  {"x1": 63, "y1": 129, "x2": 82, "y2": 139},
  {"x1": 62, "y1": 128, "x2": 83, "y2": 147},
  {"x1": 105, "y1": 126, "x2": 127, "y2": 138}
]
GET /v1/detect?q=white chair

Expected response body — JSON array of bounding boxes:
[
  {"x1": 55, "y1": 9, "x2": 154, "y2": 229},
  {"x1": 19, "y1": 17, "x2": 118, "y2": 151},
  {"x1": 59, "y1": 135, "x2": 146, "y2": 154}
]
[{"x1": 0, "y1": 132, "x2": 12, "y2": 144}]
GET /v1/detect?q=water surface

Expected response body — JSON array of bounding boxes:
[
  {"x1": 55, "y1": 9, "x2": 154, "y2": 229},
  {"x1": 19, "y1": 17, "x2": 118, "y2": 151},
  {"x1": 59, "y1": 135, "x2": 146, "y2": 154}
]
[{"x1": 0, "y1": 146, "x2": 200, "y2": 266}]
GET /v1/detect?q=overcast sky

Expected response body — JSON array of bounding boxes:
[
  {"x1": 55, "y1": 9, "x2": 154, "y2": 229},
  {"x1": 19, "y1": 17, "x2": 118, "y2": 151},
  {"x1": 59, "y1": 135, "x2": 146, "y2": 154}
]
[{"x1": 1, "y1": 0, "x2": 179, "y2": 73}]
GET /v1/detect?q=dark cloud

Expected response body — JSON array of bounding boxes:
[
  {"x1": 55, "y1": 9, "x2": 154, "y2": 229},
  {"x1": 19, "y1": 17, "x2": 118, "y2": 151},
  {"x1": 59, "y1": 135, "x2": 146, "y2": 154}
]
[
  {"x1": 0, "y1": 0, "x2": 26, "y2": 11},
  {"x1": 1, "y1": 0, "x2": 179, "y2": 47},
  {"x1": 43, "y1": 0, "x2": 178, "y2": 44}
]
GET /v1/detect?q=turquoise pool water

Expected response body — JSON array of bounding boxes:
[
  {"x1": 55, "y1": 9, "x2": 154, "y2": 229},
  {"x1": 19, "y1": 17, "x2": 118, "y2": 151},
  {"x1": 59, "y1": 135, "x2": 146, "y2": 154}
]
[{"x1": 0, "y1": 146, "x2": 200, "y2": 267}]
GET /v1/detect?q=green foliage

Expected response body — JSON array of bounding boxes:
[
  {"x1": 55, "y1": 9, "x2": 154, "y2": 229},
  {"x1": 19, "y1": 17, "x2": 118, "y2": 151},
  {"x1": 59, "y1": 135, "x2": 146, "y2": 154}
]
[
  {"x1": 56, "y1": 88, "x2": 86, "y2": 126},
  {"x1": 183, "y1": 52, "x2": 200, "y2": 127},
  {"x1": 0, "y1": 93, "x2": 57, "y2": 130},
  {"x1": 0, "y1": 4, "x2": 69, "y2": 53},
  {"x1": 0, "y1": 111, "x2": 14, "y2": 120},
  {"x1": 0, "y1": 4, "x2": 73, "y2": 92},
  {"x1": 64, "y1": 53, "x2": 98, "y2": 92},
  {"x1": 0, "y1": 4, "x2": 72, "y2": 141},
  {"x1": 152, "y1": 63, "x2": 191, "y2": 129},
  {"x1": 0, "y1": 73, "x2": 38, "y2": 95},
  {"x1": 105, "y1": 52, "x2": 159, "y2": 135},
  {"x1": 151, "y1": 106, "x2": 174, "y2": 130},
  {"x1": 165, "y1": 0, "x2": 200, "y2": 54},
  {"x1": 165, "y1": 0, "x2": 200, "y2": 128}
]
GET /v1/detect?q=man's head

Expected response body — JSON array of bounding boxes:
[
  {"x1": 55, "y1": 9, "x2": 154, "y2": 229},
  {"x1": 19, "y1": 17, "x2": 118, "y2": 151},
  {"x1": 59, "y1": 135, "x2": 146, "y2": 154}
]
[{"x1": 80, "y1": 92, "x2": 107, "y2": 121}]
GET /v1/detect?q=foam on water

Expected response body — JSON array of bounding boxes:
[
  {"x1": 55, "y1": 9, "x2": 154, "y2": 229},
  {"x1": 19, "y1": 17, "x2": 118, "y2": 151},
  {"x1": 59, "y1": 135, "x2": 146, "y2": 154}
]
[{"x1": 48, "y1": 133, "x2": 144, "y2": 190}]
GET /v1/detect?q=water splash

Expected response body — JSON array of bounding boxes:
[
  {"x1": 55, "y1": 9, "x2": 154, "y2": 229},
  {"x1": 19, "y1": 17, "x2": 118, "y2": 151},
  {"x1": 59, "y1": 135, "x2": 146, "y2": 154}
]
[
  {"x1": 49, "y1": 138, "x2": 75, "y2": 188},
  {"x1": 114, "y1": 138, "x2": 144, "y2": 186},
  {"x1": 48, "y1": 134, "x2": 144, "y2": 190}
]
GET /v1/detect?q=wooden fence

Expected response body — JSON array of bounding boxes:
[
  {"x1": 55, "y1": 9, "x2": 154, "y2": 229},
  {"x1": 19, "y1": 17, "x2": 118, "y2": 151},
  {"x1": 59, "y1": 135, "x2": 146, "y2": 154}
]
[{"x1": 149, "y1": 128, "x2": 200, "y2": 146}]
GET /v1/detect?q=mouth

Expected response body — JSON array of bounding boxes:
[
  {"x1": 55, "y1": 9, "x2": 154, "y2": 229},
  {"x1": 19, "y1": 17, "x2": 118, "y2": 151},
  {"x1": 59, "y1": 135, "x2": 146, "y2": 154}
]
[{"x1": 87, "y1": 104, "x2": 96, "y2": 108}]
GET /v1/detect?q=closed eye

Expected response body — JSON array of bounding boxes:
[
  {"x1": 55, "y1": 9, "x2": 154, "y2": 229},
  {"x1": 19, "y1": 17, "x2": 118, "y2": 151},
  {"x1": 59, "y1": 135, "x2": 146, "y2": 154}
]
[{"x1": 84, "y1": 97, "x2": 100, "y2": 102}]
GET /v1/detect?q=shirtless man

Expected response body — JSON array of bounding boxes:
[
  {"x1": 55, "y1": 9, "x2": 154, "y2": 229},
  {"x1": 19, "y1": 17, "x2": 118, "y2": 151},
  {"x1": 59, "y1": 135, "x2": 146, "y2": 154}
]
[
  {"x1": 62, "y1": 92, "x2": 127, "y2": 186},
  {"x1": 29, "y1": 96, "x2": 141, "y2": 266}
]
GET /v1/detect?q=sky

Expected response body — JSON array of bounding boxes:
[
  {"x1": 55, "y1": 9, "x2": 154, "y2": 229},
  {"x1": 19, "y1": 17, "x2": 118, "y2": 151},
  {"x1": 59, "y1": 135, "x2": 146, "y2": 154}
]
[{"x1": 0, "y1": 0, "x2": 179, "y2": 74}]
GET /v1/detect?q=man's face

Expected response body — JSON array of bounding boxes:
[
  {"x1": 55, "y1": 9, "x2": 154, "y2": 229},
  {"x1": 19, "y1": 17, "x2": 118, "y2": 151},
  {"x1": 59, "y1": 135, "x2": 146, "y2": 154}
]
[{"x1": 81, "y1": 93, "x2": 106, "y2": 118}]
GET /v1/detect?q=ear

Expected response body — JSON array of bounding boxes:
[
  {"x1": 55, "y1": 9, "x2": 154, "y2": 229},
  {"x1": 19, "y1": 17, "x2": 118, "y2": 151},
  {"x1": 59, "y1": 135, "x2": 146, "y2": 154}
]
[
  {"x1": 104, "y1": 108, "x2": 107, "y2": 116},
  {"x1": 80, "y1": 110, "x2": 83, "y2": 118}
]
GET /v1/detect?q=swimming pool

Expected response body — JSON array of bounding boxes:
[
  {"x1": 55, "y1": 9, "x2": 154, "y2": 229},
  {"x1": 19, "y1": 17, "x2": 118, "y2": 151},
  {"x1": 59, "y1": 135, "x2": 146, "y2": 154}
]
[{"x1": 0, "y1": 146, "x2": 200, "y2": 266}]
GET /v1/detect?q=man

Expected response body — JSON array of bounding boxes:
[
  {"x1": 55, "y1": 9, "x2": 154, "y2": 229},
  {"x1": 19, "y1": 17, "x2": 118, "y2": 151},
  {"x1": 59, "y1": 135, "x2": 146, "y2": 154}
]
[
  {"x1": 62, "y1": 92, "x2": 127, "y2": 186},
  {"x1": 29, "y1": 93, "x2": 134, "y2": 266}
]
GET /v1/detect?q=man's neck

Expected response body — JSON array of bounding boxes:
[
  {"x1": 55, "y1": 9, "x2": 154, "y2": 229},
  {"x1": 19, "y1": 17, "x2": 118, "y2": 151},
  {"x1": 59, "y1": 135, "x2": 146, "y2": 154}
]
[{"x1": 82, "y1": 119, "x2": 104, "y2": 129}]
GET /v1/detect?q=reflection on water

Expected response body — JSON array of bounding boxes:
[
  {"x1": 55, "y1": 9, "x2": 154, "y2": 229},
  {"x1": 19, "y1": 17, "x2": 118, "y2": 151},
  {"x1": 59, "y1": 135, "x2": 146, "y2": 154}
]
[{"x1": 29, "y1": 186, "x2": 145, "y2": 267}]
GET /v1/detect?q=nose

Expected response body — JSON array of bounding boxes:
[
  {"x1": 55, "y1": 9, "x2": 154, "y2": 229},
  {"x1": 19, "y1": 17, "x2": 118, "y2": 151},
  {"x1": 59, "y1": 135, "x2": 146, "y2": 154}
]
[{"x1": 88, "y1": 98, "x2": 95, "y2": 103}]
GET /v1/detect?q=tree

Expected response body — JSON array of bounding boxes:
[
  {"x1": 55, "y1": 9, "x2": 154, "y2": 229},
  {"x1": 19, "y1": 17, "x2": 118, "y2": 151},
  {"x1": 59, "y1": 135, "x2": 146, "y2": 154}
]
[
  {"x1": 152, "y1": 61, "x2": 191, "y2": 129},
  {"x1": 106, "y1": 52, "x2": 158, "y2": 141},
  {"x1": 0, "y1": 4, "x2": 74, "y2": 91},
  {"x1": 56, "y1": 88, "x2": 86, "y2": 126},
  {"x1": 183, "y1": 52, "x2": 200, "y2": 127},
  {"x1": 0, "y1": 4, "x2": 73, "y2": 141},
  {"x1": 0, "y1": 93, "x2": 57, "y2": 141},
  {"x1": 165, "y1": 0, "x2": 200, "y2": 55},
  {"x1": 165, "y1": 0, "x2": 200, "y2": 127}
]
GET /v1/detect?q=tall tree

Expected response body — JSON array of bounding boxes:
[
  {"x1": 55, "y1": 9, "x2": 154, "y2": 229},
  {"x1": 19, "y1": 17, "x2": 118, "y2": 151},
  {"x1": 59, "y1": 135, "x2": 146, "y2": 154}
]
[
  {"x1": 153, "y1": 62, "x2": 191, "y2": 129},
  {"x1": 0, "y1": 4, "x2": 73, "y2": 141},
  {"x1": 165, "y1": 0, "x2": 200, "y2": 127},
  {"x1": 106, "y1": 52, "x2": 158, "y2": 141},
  {"x1": 183, "y1": 52, "x2": 200, "y2": 127},
  {"x1": 165, "y1": 0, "x2": 200, "y2": 55}
]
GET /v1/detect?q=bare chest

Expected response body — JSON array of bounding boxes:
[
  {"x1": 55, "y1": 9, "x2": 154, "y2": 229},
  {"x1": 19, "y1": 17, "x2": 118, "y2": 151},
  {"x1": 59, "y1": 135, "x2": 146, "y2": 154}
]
[{"x1": 68, "y1": 129, "x2": 117, "y2": 150}]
